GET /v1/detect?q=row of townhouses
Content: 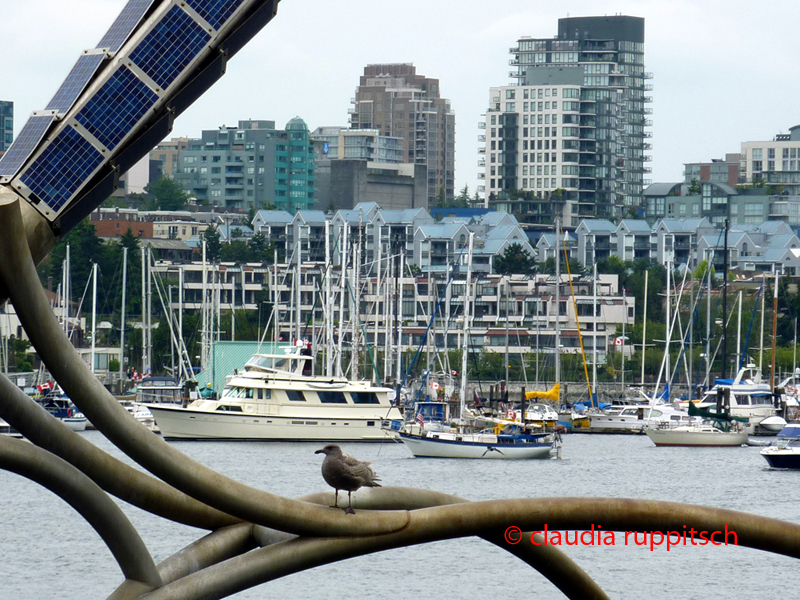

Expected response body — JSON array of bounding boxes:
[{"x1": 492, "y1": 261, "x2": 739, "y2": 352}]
[{"x1": 147, "y1": 255, "x2": 633, "y2": 367}]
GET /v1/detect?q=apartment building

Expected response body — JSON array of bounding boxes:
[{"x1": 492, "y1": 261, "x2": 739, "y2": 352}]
[
  {"x1": 486, "y1": 15, "x2": 651, "y2": 225},
  {"x1": 350, "y1": 64, "x2": 455, "y2": 206}
]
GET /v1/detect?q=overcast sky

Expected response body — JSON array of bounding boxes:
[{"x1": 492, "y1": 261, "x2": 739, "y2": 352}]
[{"x1": 4, "y1": 0, "x2": 800, "y2": 198}]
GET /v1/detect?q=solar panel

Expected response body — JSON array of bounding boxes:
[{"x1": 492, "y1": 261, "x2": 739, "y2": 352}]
[
  {"x1": 98, "y1": 0, "x2": 157, "y2": 52},
  {"x1": 186, "y1": 0, "x2": 246, "y2": 30},
  {"x1": 75, "y1": 65, "x2": 159, "y2": 151},
  {"x1": 0, "y1": 114, "x2": 57, "y2": 179},
  {"x1": 129, "y1": 5, "x2": 211, "y2": 90},
  {"x1": 20, "y1": 126, "x2": 104, "y2": 213},
  {"x1": 45, "y1": 54, "x2": 106, "y2": 113}
]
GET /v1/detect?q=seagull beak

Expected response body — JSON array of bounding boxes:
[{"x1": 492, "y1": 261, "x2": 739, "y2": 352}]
[{"x1": 315, "y1": 449, "x2": 324, "y2": 454}]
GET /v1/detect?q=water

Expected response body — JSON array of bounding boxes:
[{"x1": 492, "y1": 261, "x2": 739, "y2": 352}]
[{"x1": 1, "y1": 432, "x2": 799, "y2": 599}]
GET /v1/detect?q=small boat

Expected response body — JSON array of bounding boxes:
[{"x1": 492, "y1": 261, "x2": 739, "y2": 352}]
[
  {"x1": 36, "y1": 393, "x2": 87, "y2": 432},
  {"x1": 398, "y1": 425, "x2": 555, "y2": 459},
  {"x1": 645, "y1": 422, "x2": 748, "y2": 447},
  {"x1": 760, "y1": 423, "x2": 800, "y2": 468},
  {"x1": 0, "y1": 417, "x2": 21, "y2": 438}
]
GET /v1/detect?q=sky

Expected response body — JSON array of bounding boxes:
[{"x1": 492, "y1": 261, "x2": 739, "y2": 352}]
[{"x1": 4, "y1": 0, "x2": 800, "y2": 199}]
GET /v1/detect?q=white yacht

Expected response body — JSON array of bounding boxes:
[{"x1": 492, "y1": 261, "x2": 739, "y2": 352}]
[
  {"x1": 145, "y1": 347, "x2": 402, "y2": 441},
  {"x1": 588, "y1": 404, "x2": 696, "y2": 434},
  {"x1": 645, "y1": 422, "x2": 748, "y2": 447},
  {"x1": 692, "y1": 365, "x2": 784, "y2": 435}
]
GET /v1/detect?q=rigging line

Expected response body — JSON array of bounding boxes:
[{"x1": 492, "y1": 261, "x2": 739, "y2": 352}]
[
  {"x1": 562, "y1": 242, "x2": 592, "y2": 405},
  {"x1": 739, "y1": 283, "x2": 764, "y2": 371}
]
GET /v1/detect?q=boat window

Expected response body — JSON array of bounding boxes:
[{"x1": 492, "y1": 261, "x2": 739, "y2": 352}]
[
  {"x1": 259, "y1": 389, "x2": 271, "y2": 400},
  {"x1": 215, "y1": 405, "x2": 244, "y2": 412},
  {"x1": 287, "y1": 390, "x2": 306, "y2": 402},
  {"x1": 649, "y1": 410, "x2": 662, "y2": 418},
  {"x1": 738, "y1": 396, "x2": 750, "y2": 406},
  {"x1": 244, "y1": 388, "x2": 255, "y2": 399},
  {"x1": 318, "y1": 391, "x2": 348, "y2": 404},
  {"x1": 350, "y1": 392, "x2": 380, "y2": 404}
]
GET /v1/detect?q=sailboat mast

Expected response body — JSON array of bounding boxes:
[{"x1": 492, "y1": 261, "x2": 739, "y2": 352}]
[
  {"x1": 141, "y1": 247, "x2": 147, "y2": 374},
  {"x1": 721, "y1": 218, "x2": 729, "y2": 379},
  {"x1": 592, "y1": 263, "x2": 598, "y2": 396},
  {"x1": 91, "y1": 262, "x2": 97, "y2": 375},
  {"x1": 641, "y1": 270, "x2": 648, "y2": 386},
  {"x1": 554, "y1": 218, "x2": 561, "y2": 385},
  {"x1": 621, "y1": 287, "x2": 626, "y2": 388},
  {"x1": 119, "y1": 247, "x2": 127, "y2": 382},
  {"x1": 771, "y1": 270, "x2": 779, "y2": 392},
  {"x1": 325, "y1": 220, "x2": 333, "y2": 377},
  {"x1": 760, "y1": 272, "x2": 766, "y2": 375},
  {"x1": 201, "y1": 240, "x2": 207, "y2": 370},
  {"x1": 460, "y1": 232, "x2": 474, "y2": 413},
  {"x1": 337, "y1": 224, "x2": 348, "y2": 377}
]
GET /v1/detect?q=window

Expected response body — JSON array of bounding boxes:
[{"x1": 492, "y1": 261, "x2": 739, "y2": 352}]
[
  {"x1": 287, "y1": 390, "x2": 306, "y2": 401},
  {"x1": 351, "y1": 392, "x2": 380, "y2": 404},
  {"x1": 506, "y1": 89, "x2": 516, "y2": 99},
  {"x1": 318, "y1": 391, "x2": 347, "y2": 403}
]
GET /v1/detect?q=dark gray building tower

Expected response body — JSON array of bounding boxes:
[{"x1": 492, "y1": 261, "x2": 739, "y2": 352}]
[{"x1": 507, "y1": 15, "x2": 651, "y2": 219}]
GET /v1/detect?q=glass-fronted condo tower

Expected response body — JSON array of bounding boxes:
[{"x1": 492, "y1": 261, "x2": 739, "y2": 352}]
[{"x1": 484, "y1": 15, "x2": 651, "y2": 227}]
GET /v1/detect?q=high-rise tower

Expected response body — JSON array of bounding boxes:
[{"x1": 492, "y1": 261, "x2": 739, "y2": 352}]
[
  {"x1": 0, "y1": 101, "x2": 12, "y2": 152},
  {"x1": 350, "y1": 64, "x2": 455, "y2": 207},
  {"x1": 482, "y1": 16, "x2": 651, "y2": 227}
]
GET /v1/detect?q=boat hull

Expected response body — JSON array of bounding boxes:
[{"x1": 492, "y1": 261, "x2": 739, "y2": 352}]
[
  {"x1": 760, "y1": 447, "x2": 800, "y2": 468},
  {"x1": 399, "y1": 431, "x2": 553, "y2": 459},
  {"x1": 148, "y1": 405, "x2": 399, "y2": 441},
  {"x1": 645, "y1": 427, "x2": 747, "y2": 447}
]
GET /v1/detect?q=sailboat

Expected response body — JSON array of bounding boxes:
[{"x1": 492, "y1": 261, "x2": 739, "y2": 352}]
[{"x1": 398, "y1": 233, "x2": 558, "y2": 459}]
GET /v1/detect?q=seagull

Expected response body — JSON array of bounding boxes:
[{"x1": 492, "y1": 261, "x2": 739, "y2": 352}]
[{"x1": 315, "y1": 444, "x2": 381, "y2": 514}]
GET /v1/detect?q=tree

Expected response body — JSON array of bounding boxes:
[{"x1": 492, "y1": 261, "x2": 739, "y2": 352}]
[
  {"x1": 694, "y1": 259, "x2": 715, "y2": 283},
  {"x1": 542, "y1": 256, "x2": 585, "y2": 276},
  {"x1": 145, "y1": 175, "x2": 190, "y2": 211},
  {"x1": 451, "y1": 184, "x2": 469, "y2": 208},
  {"x1": 202, "y1": 225, "x2": 222, "y2": 261},
  {"x1": 494, "y1": 242, "x2": 537, "y2": 275},
  {"x1": 688, "y1": 178, "x2": 701, "y2": 195}
]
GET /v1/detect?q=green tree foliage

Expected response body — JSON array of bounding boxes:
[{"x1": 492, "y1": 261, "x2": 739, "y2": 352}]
[
  {"x1": 694, "y1": 259, "x2": 716, "y2": 283},
  {"x1": 145, "y1": 175, "x2": 190, "y2": 211},
  {"x1": 542, "y1": 256, "x2": 585, "y2": 276},
  {"x1": 203, "y1": 225, "x2": 222, "y2": 261},
  {"x1": 494, "y1": 242, "x2": 537, "y2": 275}
]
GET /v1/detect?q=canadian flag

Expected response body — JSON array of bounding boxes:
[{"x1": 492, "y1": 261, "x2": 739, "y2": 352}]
[
  {"x1": 37, "y1": 382, "x2": 52, "y2": 393},
  {"x1": 614, "y1": 336, "x2": 626, "y2": 346},
  {"x1": 431, "y1": 381, "x2": 440, "y2": 390}
]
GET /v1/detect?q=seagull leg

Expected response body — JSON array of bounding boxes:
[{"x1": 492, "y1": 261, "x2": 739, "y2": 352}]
[
  {"x1": 332, "y1": 489, "x2": 339, "y2": 509},
  {"x1": 345, "y1": 491, "x2": 355, "y2": 515}
]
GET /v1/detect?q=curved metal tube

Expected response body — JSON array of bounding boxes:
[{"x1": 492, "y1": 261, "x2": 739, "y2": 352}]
[
  {"x1": 0, "y1": 434, "x2": 162, "y2": 588},
  {"x1": 294, "y1": 488, "x2": 611, "y2": 600},
  {"x1": 0, "y1": 371, "x2": 238, "y2": 530},
  {"x1": 108, "y1": 524, "x2": 256, "y2": 600},
  {"x1": 0, "y1": 197, "x2": 408, "y2": 539},
  {"x1": 133, "y1": 492, "x2": 800, "y2": 600}
]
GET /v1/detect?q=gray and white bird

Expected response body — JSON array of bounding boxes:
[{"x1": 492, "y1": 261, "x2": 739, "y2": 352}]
[{"x1": 315, "y1": 444, "x2": 381, "y2": 514}]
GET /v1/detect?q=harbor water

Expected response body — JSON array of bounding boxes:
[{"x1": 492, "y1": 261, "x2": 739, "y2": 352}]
[{"x1": 1, "y1": 431, "x2": 798, "y2": 599}]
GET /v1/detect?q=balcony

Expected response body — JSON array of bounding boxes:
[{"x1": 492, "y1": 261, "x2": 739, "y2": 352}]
[
  {"x1": 478, "y1": 135, "x2": 485, "y2": 142},
  {"x1": 644, "y1": 72, "x2": 653, "y2": 79}
]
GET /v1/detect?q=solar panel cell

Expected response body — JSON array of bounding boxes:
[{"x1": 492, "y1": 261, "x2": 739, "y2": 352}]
[
  {"x1": 20, "y1": 126, "x2": 104, "y2": 213},
  {"x1": 186, "y1": 0, "x2": 245, "y2": 30},
  {"x1": 98, "y1": 0, "x2": 157, "y2": 51},
  {"x1": 75, "y1": 65, "x2": 159, "y2": 151},
  {"x1": 129, "y1": 5, "x2": 211, "y2": 90},
  {"x1": 45, "y1": 54, "x2": 106, "y2": 113},
  {"x1": 0, "y1": 115, "x2": 57, "y2": 178}
]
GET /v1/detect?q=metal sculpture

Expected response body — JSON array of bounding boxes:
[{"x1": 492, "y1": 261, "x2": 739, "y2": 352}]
[{"x1": 1, "y1": 2, "x2": 800, "y2": 599}]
